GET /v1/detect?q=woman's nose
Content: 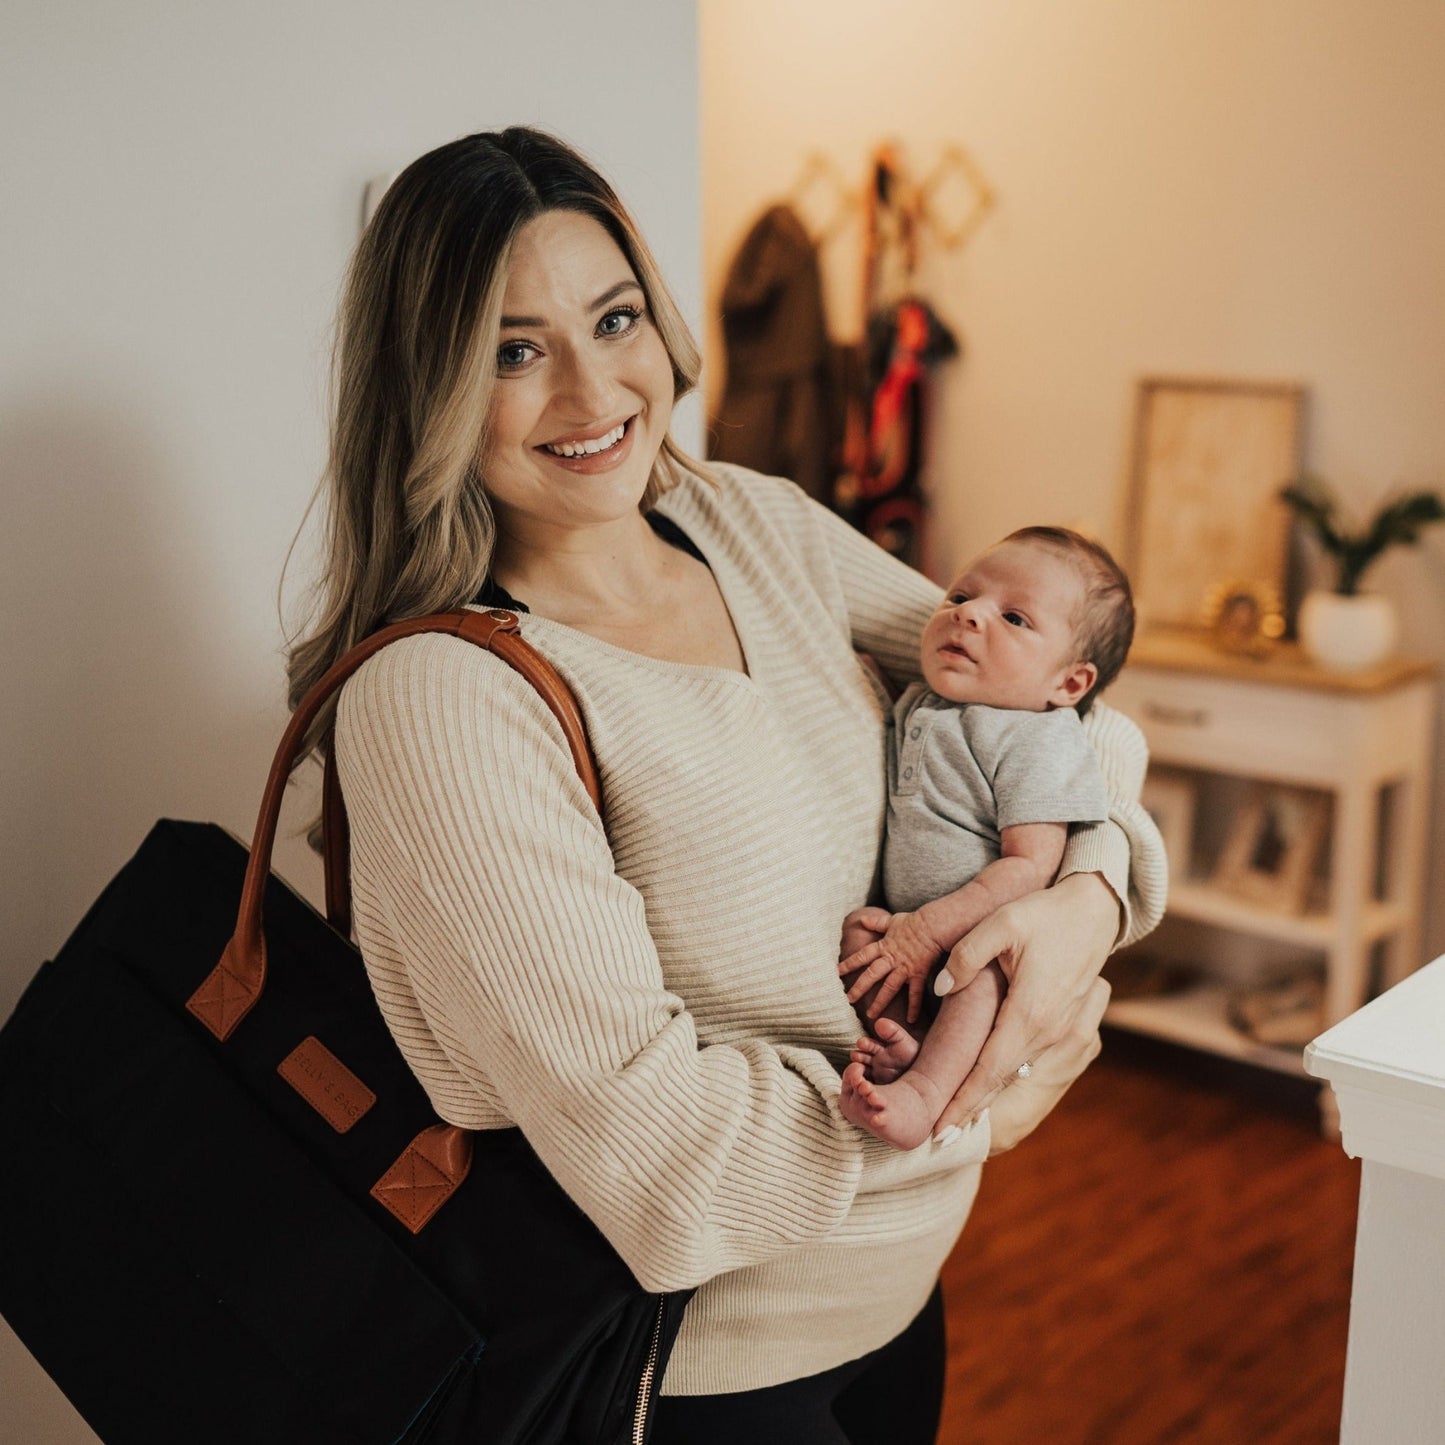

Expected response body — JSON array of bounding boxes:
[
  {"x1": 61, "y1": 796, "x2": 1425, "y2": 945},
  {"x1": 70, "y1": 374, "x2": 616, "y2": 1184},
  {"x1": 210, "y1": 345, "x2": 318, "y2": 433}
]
[{"x1": 555, "y1": 346, "x2": 617, "y2": 416}]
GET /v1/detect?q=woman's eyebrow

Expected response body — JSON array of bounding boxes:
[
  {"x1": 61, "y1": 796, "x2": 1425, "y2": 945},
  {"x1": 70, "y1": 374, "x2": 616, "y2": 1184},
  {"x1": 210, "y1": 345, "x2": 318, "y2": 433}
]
[
  {"x1": 590, "y1": 279, "x2": 642, "y2": 310},
  {"x1": 500, "y1": 279, "x2": 642, "y2": 330}
]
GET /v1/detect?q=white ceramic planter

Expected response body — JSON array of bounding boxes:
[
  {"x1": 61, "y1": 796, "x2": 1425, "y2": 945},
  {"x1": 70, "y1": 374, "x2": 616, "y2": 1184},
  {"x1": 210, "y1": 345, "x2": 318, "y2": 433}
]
[{"x1": 1298, "y1": 590, "x2": 1398, "y2": 671}]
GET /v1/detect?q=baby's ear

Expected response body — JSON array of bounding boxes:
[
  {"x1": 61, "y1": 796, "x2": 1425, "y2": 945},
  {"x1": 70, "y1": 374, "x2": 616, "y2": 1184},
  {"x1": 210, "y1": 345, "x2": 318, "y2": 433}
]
[{"x1": 1049, "y1": 660, "x2": 1097, "y2": 709}]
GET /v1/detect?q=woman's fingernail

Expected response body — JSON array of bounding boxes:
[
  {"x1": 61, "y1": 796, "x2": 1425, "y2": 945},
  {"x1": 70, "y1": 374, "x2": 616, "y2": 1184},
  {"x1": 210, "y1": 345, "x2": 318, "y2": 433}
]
[{"x1": 934, "y1": 971, "x2": 953, "y2": 996}]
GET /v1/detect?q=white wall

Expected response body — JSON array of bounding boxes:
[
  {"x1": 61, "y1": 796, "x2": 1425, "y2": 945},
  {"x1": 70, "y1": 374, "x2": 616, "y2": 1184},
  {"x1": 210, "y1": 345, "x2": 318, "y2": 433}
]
[
  {"x1": 0, "y1": 3, "x2": 698, "y2": 1438},
  {"x1": 702, "y1": 0, "x2": 1445, "y2": 958}
]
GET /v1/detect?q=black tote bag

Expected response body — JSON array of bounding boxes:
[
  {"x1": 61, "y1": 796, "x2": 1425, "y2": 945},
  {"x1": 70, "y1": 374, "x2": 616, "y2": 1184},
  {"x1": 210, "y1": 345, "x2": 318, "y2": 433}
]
[{"x1": 0, "y1": 607, "x2": 691, "y2": 1445}]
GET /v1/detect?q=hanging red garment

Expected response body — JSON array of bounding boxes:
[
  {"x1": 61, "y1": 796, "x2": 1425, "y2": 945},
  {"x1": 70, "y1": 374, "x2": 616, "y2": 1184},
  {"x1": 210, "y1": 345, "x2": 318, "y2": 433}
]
[{"x1": 837, "y1": 298, "x2": 957, "y2": 570}]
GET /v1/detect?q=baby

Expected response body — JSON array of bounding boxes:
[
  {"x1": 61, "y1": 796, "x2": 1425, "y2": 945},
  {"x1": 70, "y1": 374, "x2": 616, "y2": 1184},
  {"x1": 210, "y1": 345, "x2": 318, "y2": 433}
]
[{"x1": 838, "y1": 526, "x2": 1135, "y2": 1149}]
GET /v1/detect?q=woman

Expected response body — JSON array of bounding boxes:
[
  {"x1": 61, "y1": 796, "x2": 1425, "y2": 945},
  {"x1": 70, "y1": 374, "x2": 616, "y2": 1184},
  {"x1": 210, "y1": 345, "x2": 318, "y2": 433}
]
[{"x1": 290, "y1": 128, "x2": 1165, "y2": 1443}]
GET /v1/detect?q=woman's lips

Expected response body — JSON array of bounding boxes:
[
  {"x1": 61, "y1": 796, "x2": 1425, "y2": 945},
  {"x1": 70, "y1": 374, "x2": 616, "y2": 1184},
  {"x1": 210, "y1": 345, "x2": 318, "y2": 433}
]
[{"x1": 535, "y1": 416, "x2": 636, "y2": 474}]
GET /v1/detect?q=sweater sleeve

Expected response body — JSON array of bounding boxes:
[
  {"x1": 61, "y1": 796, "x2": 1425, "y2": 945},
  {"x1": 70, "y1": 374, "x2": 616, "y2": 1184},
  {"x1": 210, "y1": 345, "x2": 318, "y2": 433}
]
[
  {"x1": 335, "y1": 633, "x2": 872, "y2": 1294},
  {"x1": 1069, "y1": 701, "x2": 1168, "y2": 947}
]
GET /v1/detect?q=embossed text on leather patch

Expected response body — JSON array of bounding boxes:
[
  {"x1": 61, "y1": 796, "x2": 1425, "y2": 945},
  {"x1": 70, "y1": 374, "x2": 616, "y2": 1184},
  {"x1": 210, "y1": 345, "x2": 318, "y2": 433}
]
[{"x1": 278, "y1": 1035, "x2": 376, "y2": 1133}]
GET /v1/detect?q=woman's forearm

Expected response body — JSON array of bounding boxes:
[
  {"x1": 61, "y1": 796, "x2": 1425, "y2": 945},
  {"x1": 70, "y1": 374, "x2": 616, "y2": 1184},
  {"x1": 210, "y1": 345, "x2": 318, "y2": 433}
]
[{"x1": 1048, "y1": 869, "x2": 1124, "y2": 955}]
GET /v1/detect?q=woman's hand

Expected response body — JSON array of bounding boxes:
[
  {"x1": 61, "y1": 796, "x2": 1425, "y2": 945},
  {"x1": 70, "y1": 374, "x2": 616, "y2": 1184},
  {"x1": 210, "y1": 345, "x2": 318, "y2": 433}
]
[
  {"x1": 978, "y1": 976, "x2": 1110, "y2": 1156},
  {"x1": 933, "y1": 871, "x2": 1120, "y2": 1130}
]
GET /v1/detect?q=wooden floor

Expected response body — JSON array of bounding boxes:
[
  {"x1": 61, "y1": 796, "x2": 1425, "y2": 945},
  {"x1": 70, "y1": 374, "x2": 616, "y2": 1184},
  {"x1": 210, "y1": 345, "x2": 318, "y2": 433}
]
[{"x1": 937, "y1": 1032, "x2": 1359, "y2": 1444}]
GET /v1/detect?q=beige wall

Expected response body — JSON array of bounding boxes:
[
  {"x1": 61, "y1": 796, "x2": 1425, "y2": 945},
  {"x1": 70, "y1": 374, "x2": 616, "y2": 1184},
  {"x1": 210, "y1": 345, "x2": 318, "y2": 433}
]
[
  {"x1": 0, "y1": 3, "x2": 698, "y2": 1437},
  {"x1": 1, "y1": 0, "x2": 701, "y2": 1010},
  {"x1": 702, "y1": 0, "x2": 1445, "y2": 956}
]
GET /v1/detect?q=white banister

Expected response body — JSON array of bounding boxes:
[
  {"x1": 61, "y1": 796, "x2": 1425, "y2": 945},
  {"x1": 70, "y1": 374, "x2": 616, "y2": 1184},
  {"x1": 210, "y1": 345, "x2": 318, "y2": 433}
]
[{"x1": 1305, "y1": 953, "x2": 1445, "y2": 1444}]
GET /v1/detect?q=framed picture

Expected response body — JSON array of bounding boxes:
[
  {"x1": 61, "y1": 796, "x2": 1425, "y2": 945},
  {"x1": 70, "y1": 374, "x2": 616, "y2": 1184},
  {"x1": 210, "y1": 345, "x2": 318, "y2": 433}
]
[
  {"x1": 1214, "y1": 784, "x2": 1330, "y2": 915},
  {"x1": 1140, "y1": 769, "x2": 1197, "y2": 880},
  {"x1": 1202, "y1": 577, "x2": 1286, "y2": 657},
  {"x1": 1124, "y1": 377, "x2": 1305, "y2": 632}
]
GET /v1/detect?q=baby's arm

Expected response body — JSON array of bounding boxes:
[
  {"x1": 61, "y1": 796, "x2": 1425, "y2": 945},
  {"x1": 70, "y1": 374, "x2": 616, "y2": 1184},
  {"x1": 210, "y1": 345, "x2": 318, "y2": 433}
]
[{"x1": 839, "y1": 822, "x2": 1069, "y2": 1022}]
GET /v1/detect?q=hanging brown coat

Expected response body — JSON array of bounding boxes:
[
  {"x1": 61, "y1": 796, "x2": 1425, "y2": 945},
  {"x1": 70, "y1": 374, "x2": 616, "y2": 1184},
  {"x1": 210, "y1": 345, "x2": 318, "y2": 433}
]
[{"x1": 710, "y1": 204, "x2": 839, "y2": 504}]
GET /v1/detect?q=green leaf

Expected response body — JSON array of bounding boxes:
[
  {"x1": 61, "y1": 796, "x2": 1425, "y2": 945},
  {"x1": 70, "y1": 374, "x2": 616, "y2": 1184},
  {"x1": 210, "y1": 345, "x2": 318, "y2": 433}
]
[
  {"x1": 1280, "y1": 477, "x2": 1444, "y2": 592},
  {"x1": 1364, "y1": 491, "x2": 1445, "y2": 551},
  {"x1": 1278, "y1": 477, "x2": 1345, "y2": 554}
]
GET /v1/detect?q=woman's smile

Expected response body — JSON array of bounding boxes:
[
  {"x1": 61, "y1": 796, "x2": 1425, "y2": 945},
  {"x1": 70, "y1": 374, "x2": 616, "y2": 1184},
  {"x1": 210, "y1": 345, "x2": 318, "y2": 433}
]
[{"x1": 535, "y1": 414, "x2": 637, "y2": 472}]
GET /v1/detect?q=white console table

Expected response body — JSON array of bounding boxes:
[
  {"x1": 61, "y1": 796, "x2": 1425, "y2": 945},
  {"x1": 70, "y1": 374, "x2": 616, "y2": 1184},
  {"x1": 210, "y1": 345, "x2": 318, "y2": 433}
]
[
  {"x1": 1305, "y1": 955, "x2": 1445, "y2": 1443},
  {"x1": 1106, "y1": 628, "x2": 1436, "y2": 1086}
]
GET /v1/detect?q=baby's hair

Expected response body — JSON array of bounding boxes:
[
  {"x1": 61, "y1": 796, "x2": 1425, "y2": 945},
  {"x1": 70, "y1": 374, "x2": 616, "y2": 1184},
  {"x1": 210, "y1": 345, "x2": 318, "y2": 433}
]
[{"x1": 1001, "y1": 526, "x2": 1135, "y2": 714}]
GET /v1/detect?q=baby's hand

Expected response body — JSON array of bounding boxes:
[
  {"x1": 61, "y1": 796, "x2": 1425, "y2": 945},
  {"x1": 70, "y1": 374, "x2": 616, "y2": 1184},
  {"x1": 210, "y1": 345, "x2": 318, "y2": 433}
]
[
  {"x1": 840, "y1": 905, "x2": 892, "y2": 962},
  {"x1": 837, "y1": 911, "x2": 945, "y2": 1023}
]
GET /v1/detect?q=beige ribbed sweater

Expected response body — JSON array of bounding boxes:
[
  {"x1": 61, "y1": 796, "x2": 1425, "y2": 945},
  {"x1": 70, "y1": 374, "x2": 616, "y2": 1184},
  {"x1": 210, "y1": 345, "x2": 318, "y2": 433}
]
[{"x1": 334, "y1": 465, "x2": 1165, "y2": 1395}]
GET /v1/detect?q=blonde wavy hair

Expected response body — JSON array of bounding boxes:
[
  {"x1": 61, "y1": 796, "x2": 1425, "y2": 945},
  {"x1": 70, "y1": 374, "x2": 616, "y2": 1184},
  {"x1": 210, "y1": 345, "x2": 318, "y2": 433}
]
[{"x1": 286, "y1": 127, "x2": 704, "y2": 765}]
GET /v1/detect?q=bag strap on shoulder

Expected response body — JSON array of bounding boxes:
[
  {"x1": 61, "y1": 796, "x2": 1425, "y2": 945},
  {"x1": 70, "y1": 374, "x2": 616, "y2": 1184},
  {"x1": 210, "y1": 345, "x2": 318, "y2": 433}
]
[
  {"x1": 320, "y1": 613, "x2": 602, "y2": 937},
  {"x1": 188, "y1": 608, "x2": 599, "y2": 1044}
]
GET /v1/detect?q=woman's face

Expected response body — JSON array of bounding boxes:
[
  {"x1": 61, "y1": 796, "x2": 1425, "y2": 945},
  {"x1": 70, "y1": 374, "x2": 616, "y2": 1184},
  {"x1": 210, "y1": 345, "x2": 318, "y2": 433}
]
[{"x1": 480, "y1": 209, "x2": 675, "y2": 543}]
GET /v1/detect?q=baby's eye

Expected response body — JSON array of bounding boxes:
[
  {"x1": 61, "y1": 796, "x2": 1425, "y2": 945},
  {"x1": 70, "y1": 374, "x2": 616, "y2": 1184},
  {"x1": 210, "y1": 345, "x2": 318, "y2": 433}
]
[
  {"x1": 1003, "y1": 611, "x2": 1030, "y2": 627},
  {"x1": 945, "y1": 592, "x2": 969, "y2": 606},
  {"x1": 497, "y1": 340, "x2": 537, "y2": 372},
  {"x1": 597, "y1": 305, "x2": 642, "y2": 337}
]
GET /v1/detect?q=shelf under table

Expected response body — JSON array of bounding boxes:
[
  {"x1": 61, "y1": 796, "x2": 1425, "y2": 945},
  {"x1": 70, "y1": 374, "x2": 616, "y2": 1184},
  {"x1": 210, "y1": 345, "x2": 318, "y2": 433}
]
[
  {"x1": 1166, "y1": 880, "x2": 1406, "y2": 950},
  {"x1": 1105, "y1": 982, "x2": 1310, "y2": 1078}
]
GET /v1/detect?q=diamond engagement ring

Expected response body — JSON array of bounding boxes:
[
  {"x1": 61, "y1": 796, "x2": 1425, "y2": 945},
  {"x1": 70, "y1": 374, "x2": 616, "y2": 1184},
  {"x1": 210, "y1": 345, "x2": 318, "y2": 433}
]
[{"x1": 1015, "y1": 1061, "x2": 1034, "y2": 1080}]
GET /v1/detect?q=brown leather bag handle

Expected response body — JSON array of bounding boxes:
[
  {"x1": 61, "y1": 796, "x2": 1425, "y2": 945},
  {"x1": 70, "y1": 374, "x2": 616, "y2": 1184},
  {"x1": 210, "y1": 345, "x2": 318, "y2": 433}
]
[
  {"x1": 188, "y1": 607, "x2": 601, "y2": 1043},
  {"x1": 319, "y1": 613, "x2": 602, "y2": 938}
]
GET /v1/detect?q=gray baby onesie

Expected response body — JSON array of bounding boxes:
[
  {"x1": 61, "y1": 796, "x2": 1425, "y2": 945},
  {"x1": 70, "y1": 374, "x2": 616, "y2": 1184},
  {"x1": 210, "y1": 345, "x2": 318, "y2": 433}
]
[{"x1": 884, "y1": 682, "x2": 1109, "y2": 913}]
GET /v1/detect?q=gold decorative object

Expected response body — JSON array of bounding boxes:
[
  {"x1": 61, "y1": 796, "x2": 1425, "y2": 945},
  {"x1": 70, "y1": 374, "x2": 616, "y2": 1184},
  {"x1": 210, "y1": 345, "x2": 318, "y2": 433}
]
[{"x1": 1202, "y1": 578, "x2": 1286, "y2": 657}]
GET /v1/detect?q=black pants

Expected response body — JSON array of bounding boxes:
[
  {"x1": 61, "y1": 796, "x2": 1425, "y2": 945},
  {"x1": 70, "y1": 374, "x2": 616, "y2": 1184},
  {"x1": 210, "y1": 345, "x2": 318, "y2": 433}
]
[{"x1": 651, "y1": 1286, "x2": 945, "y2": 1444}]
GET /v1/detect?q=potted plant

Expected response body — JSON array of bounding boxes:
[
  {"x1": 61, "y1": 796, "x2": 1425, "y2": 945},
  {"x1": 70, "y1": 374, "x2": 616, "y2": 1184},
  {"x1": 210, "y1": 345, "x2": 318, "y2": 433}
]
[{"x1": 1280, "y1": 476, "x2": 1445, "y2": 670}]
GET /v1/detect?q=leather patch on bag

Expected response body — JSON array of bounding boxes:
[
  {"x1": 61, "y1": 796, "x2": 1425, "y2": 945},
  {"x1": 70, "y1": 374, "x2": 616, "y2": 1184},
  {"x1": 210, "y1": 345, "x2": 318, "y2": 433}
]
[
  {"x1": 371, "y1": 1123, "x2": 474, "y2": 1234},
  {"x1": 277, "y1": 1036, "x2": 376, "y2": 1133}
]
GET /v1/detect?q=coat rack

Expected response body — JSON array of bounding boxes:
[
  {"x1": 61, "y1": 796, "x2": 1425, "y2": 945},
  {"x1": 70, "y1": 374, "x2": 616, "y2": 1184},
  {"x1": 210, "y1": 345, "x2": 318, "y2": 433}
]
[
  {"x1": 784, "y1": 142, "x2": 996, "y2": 292},
  {"x1": 785, "y1": 152, "x2": 858, "y2": 246},
  {"x1": 723, "y1": 142, "x2": 998, "y2": 573},
  {"x1": 860, "y1": 141, "x2": 995, "y2": 316}
]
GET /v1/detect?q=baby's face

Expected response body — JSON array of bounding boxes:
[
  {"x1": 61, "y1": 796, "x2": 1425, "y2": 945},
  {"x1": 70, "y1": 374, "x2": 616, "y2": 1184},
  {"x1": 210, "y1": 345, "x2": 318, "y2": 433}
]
[{"x1": 921, "y1": 540, "x2": 1096, "y2": 711}]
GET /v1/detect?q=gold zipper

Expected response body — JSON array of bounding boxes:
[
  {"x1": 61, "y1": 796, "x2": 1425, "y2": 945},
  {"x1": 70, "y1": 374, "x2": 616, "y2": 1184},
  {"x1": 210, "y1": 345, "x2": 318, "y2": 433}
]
[{"x1": 631, "y1": 1295, "x2": 667, "y2": 1445}]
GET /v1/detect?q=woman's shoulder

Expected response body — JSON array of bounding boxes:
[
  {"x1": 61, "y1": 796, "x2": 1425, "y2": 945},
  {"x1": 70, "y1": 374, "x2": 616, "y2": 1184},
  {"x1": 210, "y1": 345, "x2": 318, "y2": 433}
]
[
  {"x1": 678, "y1": 458, "x2": 808, "y2": 505},
  {"x1": 662, "y1": 460, "x2": 825, "y2": 551},
  {"x1": 335, "y1": 622, "x2": 568, "y2": 762}
]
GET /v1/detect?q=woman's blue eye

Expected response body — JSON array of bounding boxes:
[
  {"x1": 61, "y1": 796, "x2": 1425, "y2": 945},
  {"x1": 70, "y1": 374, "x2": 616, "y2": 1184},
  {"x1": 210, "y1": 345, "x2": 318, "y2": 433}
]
[
  {"x1": 597, "y1": 305, "x2": 642, "y2": 337},
  {"x1": 497, "y1": 341, "x2": 533, "y2": 371}
]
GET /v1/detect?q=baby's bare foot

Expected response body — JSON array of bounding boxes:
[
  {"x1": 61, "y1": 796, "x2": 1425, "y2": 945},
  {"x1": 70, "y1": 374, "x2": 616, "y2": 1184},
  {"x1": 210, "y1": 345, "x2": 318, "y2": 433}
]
[
  {"x1": 866, "y1": 1017, "x2": 920, "y2": 1083},
  {"x1": 840, "y1": 1061, "x2": 884, "y2": 1125},
  {"x1": 839, "y1": 1061, "x2": 944, "y2": 1151}
]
